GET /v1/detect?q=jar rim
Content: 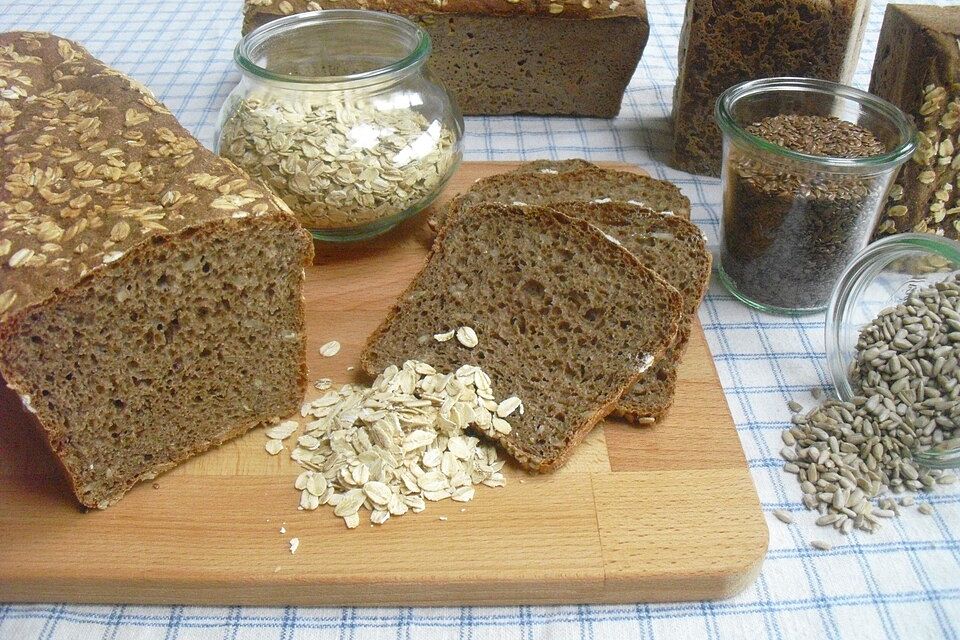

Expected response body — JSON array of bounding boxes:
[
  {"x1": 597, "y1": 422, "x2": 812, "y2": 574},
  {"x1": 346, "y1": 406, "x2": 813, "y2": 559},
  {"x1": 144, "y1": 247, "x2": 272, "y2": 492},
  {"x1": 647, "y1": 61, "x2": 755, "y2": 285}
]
[
  {"x1": 825, "y1": 233, "x2": 960, "y2": 401},
  {"x1": 715, "y1": 77, "x2": 919, "y2": 172},
  {"x1": 235, "y1": 9, "x2": 431, "y2": 87}
]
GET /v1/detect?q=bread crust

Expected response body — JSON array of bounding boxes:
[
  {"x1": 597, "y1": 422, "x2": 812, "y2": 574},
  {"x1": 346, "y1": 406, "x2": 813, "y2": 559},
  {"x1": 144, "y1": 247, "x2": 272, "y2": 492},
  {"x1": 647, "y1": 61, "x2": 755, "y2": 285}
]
[
  {"x1": 431, "y1": 167, "x2": 692, "y2": 230},
  {"x1": 360, "y1": 203, "x2": 682, "y2": 472},
  {"x1": 242, "y1": 0, "x2": 647, "y2": 34}
]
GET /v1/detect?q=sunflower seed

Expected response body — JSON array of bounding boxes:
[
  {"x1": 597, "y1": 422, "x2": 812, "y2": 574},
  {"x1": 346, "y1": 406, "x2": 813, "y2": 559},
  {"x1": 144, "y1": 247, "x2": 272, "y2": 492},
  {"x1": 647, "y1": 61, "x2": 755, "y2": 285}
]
[
  {"x1": 810, "y1": 540, "x2": 833, "y2": 551},
  {"x1": 434, "y1": 330, "x2": 455, "y2": 342},
  {"x1": 918, "y1": 503, "x2": 934, "y2": 515},
  {"x1": 772, "y1": 509, "x2": 793, "y2": 524}
]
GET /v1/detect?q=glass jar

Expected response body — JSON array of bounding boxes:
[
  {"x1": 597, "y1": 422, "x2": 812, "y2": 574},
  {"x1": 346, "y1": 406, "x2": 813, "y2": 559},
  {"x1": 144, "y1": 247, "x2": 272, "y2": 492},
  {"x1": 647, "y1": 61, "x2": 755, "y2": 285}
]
[
  {"x1": 826, "y1": 233, "x2": 960, "y2": 469},
  {"x1": 715, "y1": 77, "x2": 917, "y2": 315},
  {"x1": 215, "y1": 10, "x2": 464, "y2": 242}
]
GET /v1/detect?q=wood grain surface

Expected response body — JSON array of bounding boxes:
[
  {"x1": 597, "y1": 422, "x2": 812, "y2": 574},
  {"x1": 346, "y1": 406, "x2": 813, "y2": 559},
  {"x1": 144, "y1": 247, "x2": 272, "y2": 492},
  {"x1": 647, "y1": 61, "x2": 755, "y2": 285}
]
[{"x1": 0, "y1": 162, "x2": 768, "y2": 606}]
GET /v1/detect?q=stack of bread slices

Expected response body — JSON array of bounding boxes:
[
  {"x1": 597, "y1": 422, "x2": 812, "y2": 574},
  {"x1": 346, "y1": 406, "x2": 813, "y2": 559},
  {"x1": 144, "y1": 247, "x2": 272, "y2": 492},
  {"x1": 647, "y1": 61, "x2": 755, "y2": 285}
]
[{"x1": 361, "y1": 160, "x2": 712, "y2": 472}]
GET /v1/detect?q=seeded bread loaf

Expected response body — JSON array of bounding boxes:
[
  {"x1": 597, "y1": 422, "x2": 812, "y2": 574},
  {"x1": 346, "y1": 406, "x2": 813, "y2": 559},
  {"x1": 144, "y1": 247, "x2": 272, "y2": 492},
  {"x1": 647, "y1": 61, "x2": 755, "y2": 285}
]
[
  {"x1": 671, "y1": 0, "x2": 870, "y2": 176},
  {"x1": 432, "y1": 166, "x2": 691, "y2": 229},
  {"x1": 870, "y1": 4, "x2": 960, "y2": 239},
  {"x1": 242, "y1": 0, "x2": 648, "y2": 117},
  {"x1": 548, "y1": 202, "x2": 711, "y2": 422},
  {"x1": 0, "y1": 32, "x2": 314, "y2": 509},
  {"x1": 360, "y1": 204, "x2": 683, "y2": 472}
]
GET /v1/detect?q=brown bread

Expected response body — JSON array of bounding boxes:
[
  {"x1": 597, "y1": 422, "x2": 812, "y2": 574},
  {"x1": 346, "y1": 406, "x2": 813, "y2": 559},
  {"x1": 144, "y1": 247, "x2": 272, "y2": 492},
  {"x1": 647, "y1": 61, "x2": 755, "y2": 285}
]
[
  {"x1": 671, "y1": 0, "x2": 870, "y2": 176},
  {"x1": 242, "y1": 0, "x2": 648, "y2": 118},
  {"x1": 0, "y1": 32, "x2": 314, "y2": 509},
  {"x1": 360, "y1": 204, "x2": 683, "y2": 471},
  {"x1": 870, "y1": 4, "x2": 960, "y2": 239},
  {"x1": 432, "y1": 167, "x2": 690, "y2": 229},
  {"x1": 548, "y1": 202, "x2": 712, "y2": 422}
]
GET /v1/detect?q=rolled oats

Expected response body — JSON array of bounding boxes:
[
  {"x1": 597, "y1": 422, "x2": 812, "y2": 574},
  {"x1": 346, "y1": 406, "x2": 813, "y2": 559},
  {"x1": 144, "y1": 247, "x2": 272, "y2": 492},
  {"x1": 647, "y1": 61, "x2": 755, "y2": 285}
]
[
  {"x1": 272, "y1": 360, "x2": 516, "y2": 528},
  {"x1": 218, "y1": 93, "x2": 457, "y2": 231}
]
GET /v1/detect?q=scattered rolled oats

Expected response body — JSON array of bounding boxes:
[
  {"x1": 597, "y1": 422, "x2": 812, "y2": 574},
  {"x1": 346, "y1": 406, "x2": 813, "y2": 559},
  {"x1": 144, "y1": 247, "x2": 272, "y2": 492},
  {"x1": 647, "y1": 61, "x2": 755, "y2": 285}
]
[
  {"x1": 455, "y1": 326, "x2": 478, "y2": 348},
  {"x1": 275, "y1": 360, "x2": 515, "y2": 528},
  {"x1": 289, "y1": 537, "x2": 299, "y2": 554},
  {"x1": 265, "y1": 439, "x2": 284, "y2": 455},
  {"x1": 319, "y1": 340, "x2": 341, "y2": 357},
  {"x1": 266, "y1": 420, "x2": 299, "y2": 440}
]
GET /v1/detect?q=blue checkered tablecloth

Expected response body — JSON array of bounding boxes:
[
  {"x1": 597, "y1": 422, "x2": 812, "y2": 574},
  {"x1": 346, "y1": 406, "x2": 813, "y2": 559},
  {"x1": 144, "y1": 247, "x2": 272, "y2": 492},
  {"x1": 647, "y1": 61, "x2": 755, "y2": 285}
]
[{"x1": 1, "y1": 0, "x2": 959, "y2": 638}]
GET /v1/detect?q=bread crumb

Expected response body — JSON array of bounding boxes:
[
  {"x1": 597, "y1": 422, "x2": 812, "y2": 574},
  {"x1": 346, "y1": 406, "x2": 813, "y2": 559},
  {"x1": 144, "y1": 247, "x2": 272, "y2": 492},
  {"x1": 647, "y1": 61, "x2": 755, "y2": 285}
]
[
  {"x1": 280, "y1": 526, "x2": 286, "y2": 534},
  {"x1": 438, "y1": 516, "x2": 448, "y2": 521},
  {"x1": 152, "y1": 483, "x2": 160, "y2": 490},
  {"x1": 289, "y1": 537, "x2": 300, "y2": 554}
]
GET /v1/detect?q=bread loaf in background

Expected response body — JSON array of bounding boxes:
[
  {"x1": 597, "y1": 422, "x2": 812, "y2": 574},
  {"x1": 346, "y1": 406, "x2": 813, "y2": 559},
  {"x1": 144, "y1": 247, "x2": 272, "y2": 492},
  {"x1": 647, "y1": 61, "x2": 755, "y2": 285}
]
[
  {"x1": 242, "y1": 0, "x2": 648, "y2": 118},
  {"x1": 671, "y1": 0, "x2": 870, "y2": 177},
  {"x1": 0, "y1": 32, "x2": 314, "y2": 509},
  {"x1": 870, "y1": 4, "x2": 960, "y2": 239}
]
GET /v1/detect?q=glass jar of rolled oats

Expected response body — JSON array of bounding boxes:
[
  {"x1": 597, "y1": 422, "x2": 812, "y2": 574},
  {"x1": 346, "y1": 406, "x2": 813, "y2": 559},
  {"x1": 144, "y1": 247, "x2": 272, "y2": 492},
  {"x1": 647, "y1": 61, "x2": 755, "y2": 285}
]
[{"x1": 215, "y1": 10, "x2": 463, "y2": 241}]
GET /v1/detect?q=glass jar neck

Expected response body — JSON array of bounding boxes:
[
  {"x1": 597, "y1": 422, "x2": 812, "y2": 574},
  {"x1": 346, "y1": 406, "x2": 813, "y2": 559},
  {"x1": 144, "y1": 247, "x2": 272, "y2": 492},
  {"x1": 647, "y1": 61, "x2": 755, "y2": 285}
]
[{"x1": 235, "y1": 9, "x2": 431, "y2": 93}]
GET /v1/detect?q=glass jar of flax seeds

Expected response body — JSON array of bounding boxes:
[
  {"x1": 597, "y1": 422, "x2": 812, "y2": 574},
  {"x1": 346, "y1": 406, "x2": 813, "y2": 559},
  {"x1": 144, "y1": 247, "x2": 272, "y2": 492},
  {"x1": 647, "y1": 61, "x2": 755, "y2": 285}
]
[{"x1": 715, "y1": 77, "x2": 917, "y2": 315}]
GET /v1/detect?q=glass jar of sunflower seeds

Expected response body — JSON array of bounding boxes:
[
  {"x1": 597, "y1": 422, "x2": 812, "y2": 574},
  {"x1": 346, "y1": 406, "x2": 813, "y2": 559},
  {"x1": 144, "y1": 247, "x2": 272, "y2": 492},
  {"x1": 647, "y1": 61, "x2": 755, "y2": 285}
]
[
  {"x1": 826, "y1": 233, "x2": 960, "y2": 469},
  {"x1": 215, "y1": 10, "x2": 463, "y2": 241}
]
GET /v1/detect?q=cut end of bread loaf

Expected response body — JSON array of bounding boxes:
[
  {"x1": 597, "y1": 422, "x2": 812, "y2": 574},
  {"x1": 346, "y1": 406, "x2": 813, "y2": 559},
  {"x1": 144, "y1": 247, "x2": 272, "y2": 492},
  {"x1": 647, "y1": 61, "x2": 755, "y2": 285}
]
[
  {"x1": 360, "y1": 203, "x2": 682, "y2": 472},
  {"x1": 0, "y1": 214, "x2": 312, "y2": 509}
]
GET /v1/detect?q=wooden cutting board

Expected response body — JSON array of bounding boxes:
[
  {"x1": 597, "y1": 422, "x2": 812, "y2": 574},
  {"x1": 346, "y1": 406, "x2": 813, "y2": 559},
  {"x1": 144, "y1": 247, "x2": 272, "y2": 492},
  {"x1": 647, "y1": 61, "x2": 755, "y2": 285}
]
[{"x1": 0, "y1": 162, "x2": 767, "y2": 606}]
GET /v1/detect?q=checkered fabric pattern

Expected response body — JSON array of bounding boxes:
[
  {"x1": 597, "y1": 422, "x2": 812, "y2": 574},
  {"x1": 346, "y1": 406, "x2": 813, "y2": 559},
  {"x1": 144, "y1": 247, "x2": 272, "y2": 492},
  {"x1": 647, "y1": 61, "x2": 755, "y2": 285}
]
[{"x1": 1, "y1": 0, "x2": 959, "y2": 638}]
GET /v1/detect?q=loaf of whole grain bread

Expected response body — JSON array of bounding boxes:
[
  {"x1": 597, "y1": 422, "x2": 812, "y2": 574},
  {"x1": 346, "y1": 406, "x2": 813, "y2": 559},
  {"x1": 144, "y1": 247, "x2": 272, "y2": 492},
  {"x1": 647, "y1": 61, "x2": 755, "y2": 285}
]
[
  {"x1": 870, "y1": 4, "x2": 960, "y2": 238},
  {"x1": 671, "y1": 0, "x2": 870, "y2": 176},
  {"x1": 242, "y1": 0, "x2": 648, "y2": 118},
  {"x1": 0, "y1": 32, "x2": 314, "y2": 509}
]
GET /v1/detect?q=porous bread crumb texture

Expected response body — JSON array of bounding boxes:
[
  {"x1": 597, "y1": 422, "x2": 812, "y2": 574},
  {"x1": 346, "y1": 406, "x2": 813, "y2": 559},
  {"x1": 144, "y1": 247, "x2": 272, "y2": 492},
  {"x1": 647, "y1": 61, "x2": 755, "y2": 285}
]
[
  {"x1": 434, "y1": 168, "x2": 691, "y2": 229},
  {"x1": 360, "y1": 204, "x2": 682, "y2": 471},
  {"x1": 671, "y1": 0, "x2": 870, "y2": 176},
  {"x1": 242, "y1": 1, "x2": 648, "y2": 117},
  {"x1": 547, "y1": 202, "x2": 711, "y2": 421},
  {"x1": 1, "y1": 220, "x2": 309, "y2": 508},
  {"x1": 868, "y1": 4, "x2": 960, "y2": 239},
  {"x1": 0, "y1": 31, "x2": 313, "y2": 508}
]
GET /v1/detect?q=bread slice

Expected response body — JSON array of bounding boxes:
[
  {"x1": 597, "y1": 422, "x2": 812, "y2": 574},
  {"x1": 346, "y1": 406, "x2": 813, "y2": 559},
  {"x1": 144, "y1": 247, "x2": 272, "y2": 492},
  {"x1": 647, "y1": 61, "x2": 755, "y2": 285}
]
[
  {"x1": 360, "y1": 204, "x2": 683, "y2": 472},
  {"x1": 0, "y1": 32, "x2": 314, "y2": 509},
  {"x1": 431, "y1": 166, "x2": 690, "y2": 229},
  {"x1": 507, "y1": 159, "x2": 601, "y2": 175},
  {"x1": 548, "y1": 202, "x2": 712, "y2": 422}
]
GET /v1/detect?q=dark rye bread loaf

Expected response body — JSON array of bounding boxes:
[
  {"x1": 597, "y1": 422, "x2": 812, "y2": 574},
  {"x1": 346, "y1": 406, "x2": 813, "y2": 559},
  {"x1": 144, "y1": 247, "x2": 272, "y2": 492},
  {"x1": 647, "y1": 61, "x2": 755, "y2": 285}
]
[
  {"x1": 432, "y1": 167, "x2": 691, "y2": 229},
  {"x1": 549, "y1": 202, "x2": 711, "y2": 422},
  {"x1": 870, "y1": 4, "x2": 960, "y2": 239},
  {"x1": 671, "y1": 0, "x2": 870, "y2": 176},
  {"x1": 360, "y1": 204, "x2": 683, "y2": 472},
  {"x1": 243, "y1": 0, "x2": 648, "y2": 117},
  {"x1": 0, "y1": 32, "x2": 314, "y2": 509}
]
